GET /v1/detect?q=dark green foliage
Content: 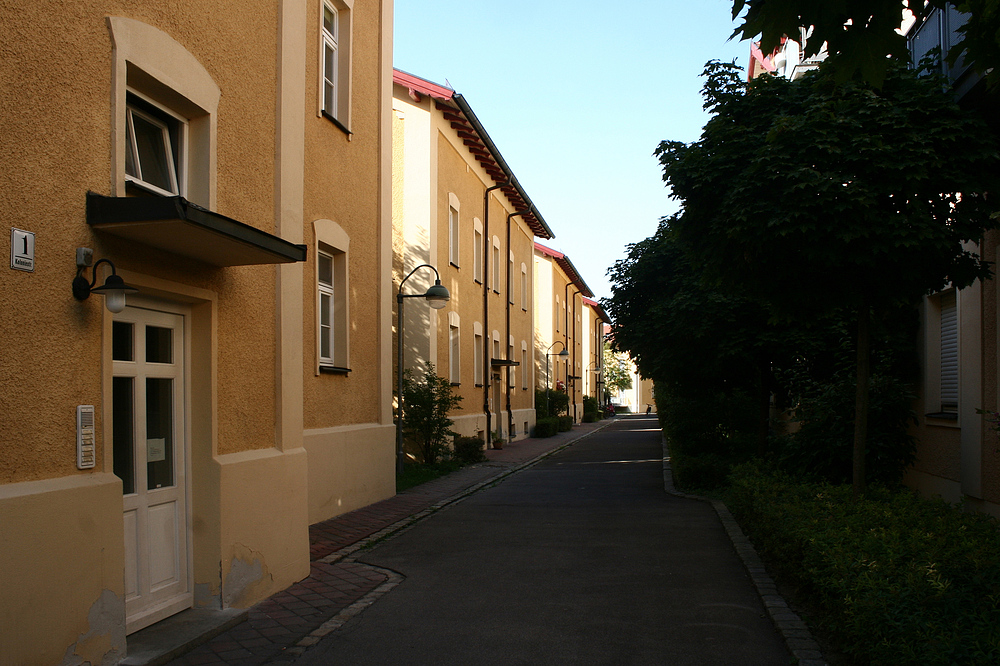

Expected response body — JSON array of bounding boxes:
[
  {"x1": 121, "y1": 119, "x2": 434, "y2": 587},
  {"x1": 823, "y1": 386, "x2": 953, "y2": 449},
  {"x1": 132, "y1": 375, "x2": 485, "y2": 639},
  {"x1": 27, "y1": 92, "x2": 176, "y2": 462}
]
[
  {"x1": 657, "y1": 60, "x2": 998, "y2": 319},
  {"x1": 401, "y1": 362, "x2": 462, "y2": 465},
  {"x1": 395, "y1": 459, "x2": 461, "y2": 492},
  {"x1": 535, "y1": 388, "x2": 569, "y2": 419},
  {"x1": 728, "y1": 464, "x2": 1000, "y2": 665},
  {"x1": 557, "y1": 415, "x2": 574, "y2": 432},
  {"x1": 533, "y1": 417, "x2": 559, "y2": 438},
  {"x1": 582, "y1": 396, "x2": 602, "y2": 422},
  {"x1": 452, "y1": 435, "x2": 486, "y2": 465},
  {"x1": 776, "y1": 371, "x2": 916, "y2": 486},
  {"x1": 655, "y1": 58, "x2": 998, "y2": 494},
  {"x1": 658, "y1": 381, "x2": 757, "y2": 492},
  {"x1": 602, "y1": 342, "x2": 633, "y2": 394}
]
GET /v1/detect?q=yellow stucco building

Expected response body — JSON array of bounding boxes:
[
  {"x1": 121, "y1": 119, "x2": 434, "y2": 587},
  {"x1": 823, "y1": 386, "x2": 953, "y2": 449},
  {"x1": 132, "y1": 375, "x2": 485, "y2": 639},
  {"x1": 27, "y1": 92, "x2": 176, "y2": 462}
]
[
  {"x1": 0, "y1": 1, "x2": 394, "y2": 662},
  {"x1": 391, "y1": 70, "x2": 555, "y2": 448},
  {"x1": 533, "y1": 243, "x2": 596, "y2": 423}
]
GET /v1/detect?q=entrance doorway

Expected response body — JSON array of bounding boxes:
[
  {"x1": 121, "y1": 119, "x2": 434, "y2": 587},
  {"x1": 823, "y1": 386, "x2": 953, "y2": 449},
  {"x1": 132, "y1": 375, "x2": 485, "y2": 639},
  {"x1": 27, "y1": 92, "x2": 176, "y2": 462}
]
[{"x1": 112, "y1": 304, "x2": 192, "y2": 634}]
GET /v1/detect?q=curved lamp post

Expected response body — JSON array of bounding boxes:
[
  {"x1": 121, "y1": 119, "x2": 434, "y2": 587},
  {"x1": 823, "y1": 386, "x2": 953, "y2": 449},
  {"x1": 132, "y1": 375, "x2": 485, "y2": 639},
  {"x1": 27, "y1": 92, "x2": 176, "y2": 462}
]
[
  {"x1": 396, "y1": 264, "x2": 450, "y2": 475},
  {"x1": 545, "y1": 340, "x2": 569, "y2": 417}
]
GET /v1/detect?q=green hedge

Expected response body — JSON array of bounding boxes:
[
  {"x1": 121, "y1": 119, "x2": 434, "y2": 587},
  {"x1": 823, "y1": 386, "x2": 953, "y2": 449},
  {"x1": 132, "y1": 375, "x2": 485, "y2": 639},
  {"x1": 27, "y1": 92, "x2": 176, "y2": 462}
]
[
  {"x1": 557, "y1": 415, "x2": 574, "y2": 432},
  {"x1": 728, "y1": 464, "x2": 1000, "y2": 665},
  {"x1": 452, "y1": 435, "x2": 486, "y2": 465},
  {"x1": 534, "y1": 417, "x2": 559, "y2": 438}
]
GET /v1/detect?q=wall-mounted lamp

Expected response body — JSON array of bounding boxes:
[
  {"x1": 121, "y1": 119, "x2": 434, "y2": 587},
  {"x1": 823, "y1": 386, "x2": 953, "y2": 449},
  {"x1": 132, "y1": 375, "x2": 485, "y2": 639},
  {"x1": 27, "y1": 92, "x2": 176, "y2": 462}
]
[
  {"x1": 72, "y1": 248, "x2": 138, "y2": 314},
  {"x1": 396, "y1": 263, "x2": 451, "y2": 474}
]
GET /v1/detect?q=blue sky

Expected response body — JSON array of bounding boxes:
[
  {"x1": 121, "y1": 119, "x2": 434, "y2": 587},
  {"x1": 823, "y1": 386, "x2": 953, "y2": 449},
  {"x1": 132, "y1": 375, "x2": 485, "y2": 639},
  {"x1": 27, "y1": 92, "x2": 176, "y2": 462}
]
[{"x1": 393, "y1": 0, "x2": 752, "y2": 302}]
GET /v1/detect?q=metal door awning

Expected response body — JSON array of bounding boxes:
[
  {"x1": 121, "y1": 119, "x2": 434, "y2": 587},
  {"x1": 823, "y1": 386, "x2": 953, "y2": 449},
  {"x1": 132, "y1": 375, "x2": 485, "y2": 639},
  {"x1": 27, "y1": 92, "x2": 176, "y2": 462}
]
[{"x1": 86, "y1": 193, "x2": 307, "y2": 267}]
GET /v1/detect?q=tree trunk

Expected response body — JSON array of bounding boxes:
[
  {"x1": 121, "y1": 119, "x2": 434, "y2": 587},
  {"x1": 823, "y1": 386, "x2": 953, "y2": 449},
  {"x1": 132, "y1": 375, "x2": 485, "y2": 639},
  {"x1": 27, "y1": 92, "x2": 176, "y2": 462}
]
[{"x1": 853, "y1": 300, "x2": 871, "y2": 499}]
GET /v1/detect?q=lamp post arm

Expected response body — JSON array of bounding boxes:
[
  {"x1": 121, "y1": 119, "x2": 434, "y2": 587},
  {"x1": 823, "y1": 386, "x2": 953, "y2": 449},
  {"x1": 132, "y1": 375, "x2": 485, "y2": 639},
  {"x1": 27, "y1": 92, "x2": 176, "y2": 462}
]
[{"x1": 398, "y1": 263, "x2": 442, "y2": 296}]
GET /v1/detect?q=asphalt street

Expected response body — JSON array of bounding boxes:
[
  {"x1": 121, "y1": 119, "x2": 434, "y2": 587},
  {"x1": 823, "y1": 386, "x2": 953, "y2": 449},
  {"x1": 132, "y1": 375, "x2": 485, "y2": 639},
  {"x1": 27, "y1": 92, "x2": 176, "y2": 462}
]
[{"x1": 292, "y1": 415, "x2": 790, "y2": 665}]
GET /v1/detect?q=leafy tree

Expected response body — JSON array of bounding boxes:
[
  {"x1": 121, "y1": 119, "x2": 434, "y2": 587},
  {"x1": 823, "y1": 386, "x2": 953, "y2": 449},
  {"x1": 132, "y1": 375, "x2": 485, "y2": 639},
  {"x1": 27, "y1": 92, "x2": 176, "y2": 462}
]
[
  {"x1": 732, "y1": 0, "x2": 1000, "y2": 88},
  {"x1": 656, "y1": 60, "x2": 999, "y2": 495},
  {"x1": 604, "y1": 220, "x2": 793, "y2": 456},
  {"x1": 401, "y1": 362, "x2": 462, "y2": 465},
  {"x1": 602, "y1": 342, "x2": 634, "y2": 395}
]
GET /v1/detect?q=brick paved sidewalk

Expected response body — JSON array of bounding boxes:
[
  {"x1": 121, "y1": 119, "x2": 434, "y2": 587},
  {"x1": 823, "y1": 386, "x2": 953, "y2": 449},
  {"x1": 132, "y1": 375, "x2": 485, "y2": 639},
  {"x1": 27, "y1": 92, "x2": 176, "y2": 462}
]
[{"x1": 162, "y1": 420, "x2": 610, "y2": 666}]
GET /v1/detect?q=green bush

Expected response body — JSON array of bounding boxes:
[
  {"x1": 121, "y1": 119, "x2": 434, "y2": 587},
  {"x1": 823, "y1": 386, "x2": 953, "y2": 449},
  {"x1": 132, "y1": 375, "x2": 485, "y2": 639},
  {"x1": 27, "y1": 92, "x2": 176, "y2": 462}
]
[
  {"x1": 582, "y1": 395, "x2": 602, "y2": 422},
  {"x1": 453, "y1": 435, "x2": 486, "y2": 465},
  {"x1": 557, "y1": 415, "x2": 574, "y2": 432},
  {"x1": 535, "y1": 388, "x2": 569, "y2": 419},
  {"x1": 657, "y1": 381, "x2": 757, "y2": 492},
  {"x1": 728, "y1": 464, "x2": 1000, "y2": 665},
  {"x1": 775, "y1": 370, "x2": 916, "y2": 486},
  {"x1": 400, "y1": 362, "x2": 462, "y2": 465},
  {"x1": 534, "y1": 417, "x2": 559, "y2": 438}
]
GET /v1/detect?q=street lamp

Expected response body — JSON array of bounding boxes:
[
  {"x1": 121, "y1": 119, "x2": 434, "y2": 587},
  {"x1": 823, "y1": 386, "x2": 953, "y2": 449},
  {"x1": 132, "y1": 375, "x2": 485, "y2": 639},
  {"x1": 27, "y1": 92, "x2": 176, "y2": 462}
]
[
  {"x1": 396, "y1": 264, "x2": 450, "y2": 475},
  {"x1": 545, "y1": 340, "x2": 569, "y2": 417}
]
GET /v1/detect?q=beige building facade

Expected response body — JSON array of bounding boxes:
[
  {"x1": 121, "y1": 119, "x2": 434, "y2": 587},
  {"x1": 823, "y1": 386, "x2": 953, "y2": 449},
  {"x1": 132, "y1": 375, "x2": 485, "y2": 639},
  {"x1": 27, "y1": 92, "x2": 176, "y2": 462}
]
[
  {"x1": 533, "y1": 243, "x2": 595, "y2": 422},
  {"x1": 581, "y1": 297, "x2": 610, "y2": 402},
  {"x1": 391, "y1": 70, "x2": 554, "y2": 448},
  {"x1": 0, "y1": 1, "x2": 394, "y2": 663}
]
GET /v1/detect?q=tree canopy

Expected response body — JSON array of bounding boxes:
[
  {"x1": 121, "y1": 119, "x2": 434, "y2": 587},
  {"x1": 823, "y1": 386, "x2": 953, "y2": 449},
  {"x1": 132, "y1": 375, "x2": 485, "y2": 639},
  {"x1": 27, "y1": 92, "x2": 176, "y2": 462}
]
[
  {"x1": 654, "y1": 59, "x2": 998, "y2": 494},
  {"x1": 732, "y1": 0, "x2": 1000, "y2": 88},
  {"x1": 657, "y1": 60, "x2": 998, "y2": 319}
]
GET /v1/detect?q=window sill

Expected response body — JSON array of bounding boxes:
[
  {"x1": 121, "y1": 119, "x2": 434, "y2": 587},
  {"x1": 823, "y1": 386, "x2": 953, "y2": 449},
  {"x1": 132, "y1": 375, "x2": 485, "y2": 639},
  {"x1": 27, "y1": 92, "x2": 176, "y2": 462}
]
[
  {"x1": 450, "y1": 382, "x2": 461, "y2": 387},
  {"x1": 319, "y1": 365, "x2": 351, "y2": 375},
  {"x1": 321, "y1": 110, "x2": 352, "y2": 136},
  {"x1": 475, "y1": 383, "x2": 484, "y2": 388},
  {"x1": 474, "y1": 279, "x2": 482, "y2": 285},
  {"x1": 450, "y1": 262, "x2": 460, "y2": 269}
]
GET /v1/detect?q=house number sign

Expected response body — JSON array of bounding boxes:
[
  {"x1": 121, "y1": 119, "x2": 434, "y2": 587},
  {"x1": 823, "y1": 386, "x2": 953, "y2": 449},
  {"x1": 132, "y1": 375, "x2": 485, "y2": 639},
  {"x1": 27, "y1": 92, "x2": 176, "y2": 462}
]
[{"x1": 10, "y1": 228, "x2": 35, "y2": 272}]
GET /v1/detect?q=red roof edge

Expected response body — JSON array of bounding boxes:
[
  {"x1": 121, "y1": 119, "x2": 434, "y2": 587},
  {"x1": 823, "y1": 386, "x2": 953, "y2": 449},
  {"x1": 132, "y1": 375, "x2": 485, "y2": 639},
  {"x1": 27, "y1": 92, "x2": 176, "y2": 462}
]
[
  {"x1": 534, "y1": 242, "x2": 594, "y2": 298},
  {"x1": 393, "y1": 68, "x2": 454, "y2": 101}
]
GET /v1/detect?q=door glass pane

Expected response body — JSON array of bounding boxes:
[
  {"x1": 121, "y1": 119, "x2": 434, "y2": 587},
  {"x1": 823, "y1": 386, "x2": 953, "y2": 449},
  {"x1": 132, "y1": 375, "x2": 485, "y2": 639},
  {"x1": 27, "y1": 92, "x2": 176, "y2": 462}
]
[
  {"x1": 113, "y1": 321, "x2": 134, "y2": 361},
  {"x1": 146, "y1": 378, "x2": 174, "y2": 490},
  {"x1": 113, "y1": 377, "x2": 135, "y2": 494},
  {"x1": 146, "y1": 326, "x2": 173, "y2": 364}
]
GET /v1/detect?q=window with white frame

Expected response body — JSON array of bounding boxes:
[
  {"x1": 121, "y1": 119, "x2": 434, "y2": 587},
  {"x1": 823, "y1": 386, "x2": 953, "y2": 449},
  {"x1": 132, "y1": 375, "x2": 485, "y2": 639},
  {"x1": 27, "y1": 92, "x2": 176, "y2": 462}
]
[
  {"x1": 125, "y1": 94, "x2": 183, "y2": 197},
  {"x1": 449, "y1": 312, "x2": 461, "y2": 384},
  {"x1": 449, "y1": 202, "x2": 460, "y2": 267},
  {"x1": 492, "y1": 236, "x2": 501, "y2": 293},
  {"x1": 108, "y1": 17, "x2": 219, "y2": 210},
  {"x1": 320, "y1": 0, "x2": 352, "y2": 130},
  {"x1": 508, "y1": 252, "x2": 515, "y2": 304},
  {"x1": 521, "y1": 341, "x2": 528, "y2": 390},
  {"x1": 555, "y1": 296, "x2": 560, "y2": 332},
  {"x1": 474, "y1": 323, "x2": 484, "y2": 386},
  {"x1": 318, "y1": 250, "x2": 336, "y2": 363},
  {"x1": 492, "y1": 331, "x2": 501, "y2": 366},
  {"x1": 508, "y1": 337, "x2": 516, "y2": 388},
  {"x1": 520, "y1": 263, "x2": 528, "y2": 311},
  {"x1": 315, "y1": 220, "x2": 350, "y2": 372},
  {"x1": 473, "y1": 218, "x2": 483, "y2": 283}
]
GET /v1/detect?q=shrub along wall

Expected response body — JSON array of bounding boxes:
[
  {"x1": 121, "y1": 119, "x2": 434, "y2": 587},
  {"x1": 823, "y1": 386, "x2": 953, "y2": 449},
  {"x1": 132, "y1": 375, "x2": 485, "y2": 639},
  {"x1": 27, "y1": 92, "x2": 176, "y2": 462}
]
[{"x1": 728, "y1": 464, "x2": 1000, "y2": 665}]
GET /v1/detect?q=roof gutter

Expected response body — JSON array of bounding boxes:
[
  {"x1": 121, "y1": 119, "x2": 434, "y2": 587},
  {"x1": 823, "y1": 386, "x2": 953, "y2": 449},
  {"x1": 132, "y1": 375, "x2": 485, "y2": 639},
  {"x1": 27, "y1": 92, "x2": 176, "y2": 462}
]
[{"x1": 453, "y1": 94, "x2": 555, "y2": 240}]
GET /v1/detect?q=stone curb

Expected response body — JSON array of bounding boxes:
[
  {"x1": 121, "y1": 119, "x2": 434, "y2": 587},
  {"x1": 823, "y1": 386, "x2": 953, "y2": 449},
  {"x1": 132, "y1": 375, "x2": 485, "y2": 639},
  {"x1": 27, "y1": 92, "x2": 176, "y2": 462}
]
[{"x1": 661, "y1": 437, "x2": 828, "y2": 666}]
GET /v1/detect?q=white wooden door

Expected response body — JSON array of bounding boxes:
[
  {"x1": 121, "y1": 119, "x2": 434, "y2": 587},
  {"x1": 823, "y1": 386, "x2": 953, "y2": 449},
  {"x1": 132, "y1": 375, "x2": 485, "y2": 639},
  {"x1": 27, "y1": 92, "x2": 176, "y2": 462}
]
[{"x1": 112, "y1": 306, "x2": 191, "y2": 634}]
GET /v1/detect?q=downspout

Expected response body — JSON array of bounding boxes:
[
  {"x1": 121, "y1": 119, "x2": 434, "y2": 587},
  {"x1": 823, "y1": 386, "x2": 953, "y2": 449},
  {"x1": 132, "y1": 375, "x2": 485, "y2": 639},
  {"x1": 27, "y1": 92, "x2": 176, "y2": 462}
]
[
  {"x1": 506, "y1": 208, "x2": 531, "y2": 440},
  {"x1": 563, "y1": 281, "x2": 572, "y2": 414},
  {"x1": 483, "y1": 181, "x2": 507, "y2": 446},
  {"x1": 570, "y1": 288, "x2": 581, "y2": 422}
]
